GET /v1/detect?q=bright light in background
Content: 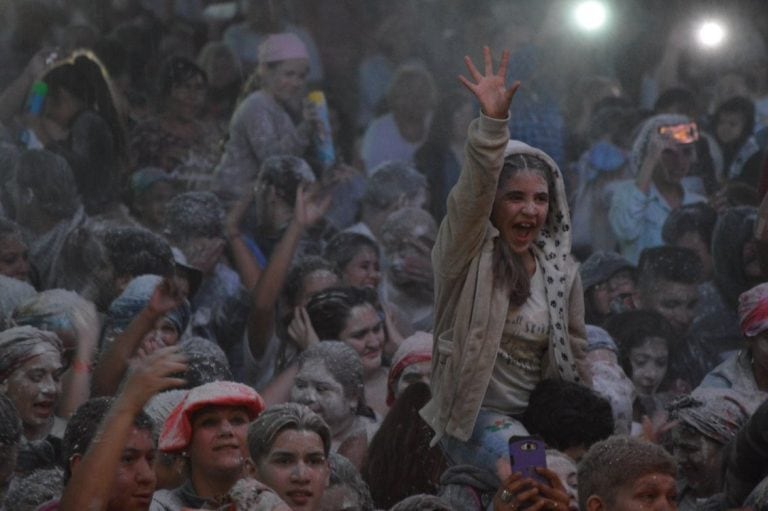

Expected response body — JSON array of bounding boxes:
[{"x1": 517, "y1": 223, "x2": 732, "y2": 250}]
[
  {"x1": 698, "y1": 20, "x2": 726, "y2": 48},
  {"x1": 574, "y1": 1, "x2": 608, "y2": 32}
]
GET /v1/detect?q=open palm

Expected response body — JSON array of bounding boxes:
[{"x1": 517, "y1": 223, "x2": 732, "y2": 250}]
[{"x1": 459, "y1": 46, "x2": 521, "y2": 120}]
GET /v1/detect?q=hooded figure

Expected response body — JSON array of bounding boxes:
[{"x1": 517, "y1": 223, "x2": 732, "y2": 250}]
[
  {"x1": 609, "y1": 114, "x2": 707, "y2": 264},
  {"x1": 689, "y1": 206, "x2": 761, "y2": 362},
  {"x1": 420, "y1": 109, "x2": 589, "y2": 475},
  {"x1": 101, "y1": 274, "x2": 191, "y2": 348}
]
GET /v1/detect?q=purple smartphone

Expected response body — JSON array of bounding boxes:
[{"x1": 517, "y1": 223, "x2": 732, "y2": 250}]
[{"x1": 508, "y1": 435, "x2": 548, "y2": 485}]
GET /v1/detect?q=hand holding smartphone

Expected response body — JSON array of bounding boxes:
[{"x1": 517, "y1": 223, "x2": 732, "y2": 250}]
[{"x1": 508, "y1": 435, "x2": 548, "y2": 485}]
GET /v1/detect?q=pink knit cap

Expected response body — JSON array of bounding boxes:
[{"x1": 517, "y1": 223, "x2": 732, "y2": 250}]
[
  {"x1": 258, "y1": 33, "x2": 309, "y2": 64},
  {"x1": 159, "y1": 381, "x2": 265, "y2": 452}
]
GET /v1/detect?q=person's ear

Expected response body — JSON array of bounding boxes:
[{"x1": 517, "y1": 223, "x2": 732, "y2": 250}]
[{"x1": 586, "y1": 495, "x2": 605, "y2": 511}]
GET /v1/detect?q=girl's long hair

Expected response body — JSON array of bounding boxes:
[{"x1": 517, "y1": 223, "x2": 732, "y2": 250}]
[
  {"x1": 492, "y1": 153, "x2": 552, "y2": 307},
  {"x1": 43, "y1": 49, "x2": 128, "y2": 165}
]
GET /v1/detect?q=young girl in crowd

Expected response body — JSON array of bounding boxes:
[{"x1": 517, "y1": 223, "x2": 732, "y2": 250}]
[
  {"x1": 215, "y1": 33, "x2": 318, "y2": 196},
  {"x1": 712, "y1": 96, "x2": 763, "y2": 189},
  {"x1": 420, "y1": 47, "x2": 588, "y2": 510},
  {"x1": 0, "y1": 326, "x2": 65, "y2": 473},
  {"x1": 323, "y1": 232, "x2": 382, "y2": 290},
  {"x1": 604, "y1": 310, "x2": 675, "y2": 422},
  {"x1": 305, "y1": 286, "x2": 389, "y2": 418},
  {"x1": 35, "y1": 50, "x2": 127, "y2": 216}
]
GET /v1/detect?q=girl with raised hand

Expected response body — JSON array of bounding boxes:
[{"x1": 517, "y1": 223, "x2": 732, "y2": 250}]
[{"x1": 421, "y1": 47, "x2": 589, "y2": 494}]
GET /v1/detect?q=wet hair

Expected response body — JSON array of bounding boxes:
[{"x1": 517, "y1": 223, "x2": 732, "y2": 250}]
[
  {"x1": 661, "y1": 202, "x2": 718, "y2": 250},
  {"x1": 102, "y1": 227, "x2": 175, "y2": 280},
  {"x1": 577, "y1": 435, "x2": 676, "y2": 511},
  {"x1": 0, "y1": 326, "x2": 63, "y2": 384},
  {"x1": 3, "y1": 467, "x2": 63, "y2": 511},
  {"x1": 62, "y1": 397, "x2": 153, "y2": 483},
  {"x1": 12, "y1": 289, "x2": 94, "y2": 348},
  {"x1": 389, "y1": 495, "x2": 454, "y2": 511},
  {"x1": 247, "y1": 403, "x2": 331, "y2": 461},
  {"x1": 296, "y1": 342, "x2": 368, "y2": 416},
  {"x1": 165, "y1": 191, "x2": 225, "y2": 241},
  {"x1": 521, "y1": 379, "x2": 614, "y2": 452},
  {"x1": 362, "y1": 382, "x2": 446, "y2": 509},
  {"x1": 714, "y1": 96, "x2": 756, "y2": 141},
  {"x1": 156, "y1": 55, "x2": 207, "y2": 105},
  {"x1": 603, "y1": 310, "x2": 675, "y2": 380},
  {"x1": 181, "y1": 337, "x2": 233, "y2": 388},
  {"x1": 493, "y1": 153, "x2": 552, "y2": 307},
  {"x1": 327, "y1": 452, "x2": 375, "y2": 510},
  {"x1": 305, "y1": 286, "x2": 379, "y2": 341},
  {"x1": 42, "y1": 50, "x2": 127, "y2": 160},
  {"x1": 0, "y1": 394, "x2": 22, "y2": 446},
  {"x1": 15, "y1": 149, "x2": 80, "y2": 218},
  {"x1": 257, "y1": 155, "x2": 316, "y2": 205},
  {"x1": 361, "y1": 162, "x2": 426, "y2": 212},
  {"x1": 636, "y1": 246, "x2": 703, "y2": 293},
  {"x1": 323, "y1": 232, "x2": 381, "y2": 278},
  {"x1": 379, "y1": 207, "x2": 437, "y2": 257},
  {"x1": 283, "y1": 256, "x2": 340, "y2": 308}
]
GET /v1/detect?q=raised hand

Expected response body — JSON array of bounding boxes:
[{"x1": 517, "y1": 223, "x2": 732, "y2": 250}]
[
  {"x1": 294, "y1": 181, "x2": 333, "y2": 228},
  {"x1": 493, "y1": 471, "x2": 571, "y2": 511},
  {"x1": 147, "y1": 278, "x2": 183, "y2": 317},
  {"x1": 120, "y1": 346, "x2": 187, "y2": 412},
  {"x1": 286, "y1": 306, "x2": 319, "y2": 350},
  {"x1": 459, "y1": 46, "x2": 521, "y2": 120}
]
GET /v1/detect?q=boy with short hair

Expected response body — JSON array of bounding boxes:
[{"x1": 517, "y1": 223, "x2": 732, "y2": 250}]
[{"x1": 578, "y1": 435, "x2": 678, "y2": 511}]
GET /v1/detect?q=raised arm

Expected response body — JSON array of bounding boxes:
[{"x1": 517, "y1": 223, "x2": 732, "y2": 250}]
[
  {"x1": 458, "y1": 47, "x2": 520, "y2": 120},
  {"x1": 59, "y1": 347, "x2": 187, "y2": 511},
  {"x1": 92, "y1": 279, "x2": 183, "y2": 396},
  {"x1": 434, "y1": 47, "x2": 521, "y2": 275},
  {"x1": 226, "y1": 188, "x2": 263, "y2": 290},
  {"x1": 246, "y1": 183, "x2": 332, "y2": 359}
]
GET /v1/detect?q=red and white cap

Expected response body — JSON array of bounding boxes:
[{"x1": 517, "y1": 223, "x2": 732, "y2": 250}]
[{"x1": 159, "y1": 381, "x2": 264, "y2": 452}]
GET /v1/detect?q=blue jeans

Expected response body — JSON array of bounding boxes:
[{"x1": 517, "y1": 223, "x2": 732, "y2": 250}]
[{"x1": 440, "y1": 408, "x2": 529, "y2": 475}]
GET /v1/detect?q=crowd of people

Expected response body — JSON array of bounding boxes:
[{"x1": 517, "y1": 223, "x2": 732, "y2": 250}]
[{"x1": 3, "y1": 0, "x2": 768, "y2": 510}]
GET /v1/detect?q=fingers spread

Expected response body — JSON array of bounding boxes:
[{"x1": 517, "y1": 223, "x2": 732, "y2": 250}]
[{"x1": 483, "y1": 45, "x2": 493, "y2": 75}]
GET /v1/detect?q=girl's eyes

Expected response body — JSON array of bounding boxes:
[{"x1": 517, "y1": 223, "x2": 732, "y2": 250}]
[
  {"x1": 229, "y1": 415, "x2": 248, "y2": 426},
  {"x1": 201, "y1": 418, "x2": 218, "y2": 428}
]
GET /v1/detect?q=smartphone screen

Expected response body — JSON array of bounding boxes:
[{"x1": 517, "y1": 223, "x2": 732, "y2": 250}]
[{"x1": 508, "y1": 435, "x2": 548, "y2": 485}]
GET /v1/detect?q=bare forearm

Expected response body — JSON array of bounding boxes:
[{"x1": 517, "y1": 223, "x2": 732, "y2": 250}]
[
  {"x1": 229, "y1": 235, "x2": 262, "y2": 290},
  {"x1": 58, "y1": 399, "x2": 141, "y2": 511},
  {"x1": 247, "y1": 221, "x2": 304, "y2": 357},
  {"x1": 92, "y1": 309, "x2": 158, "y2": 396}
]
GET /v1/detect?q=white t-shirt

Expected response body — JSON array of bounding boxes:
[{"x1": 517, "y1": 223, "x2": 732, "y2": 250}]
[{"x1": 483, "y1": 263, "x2": 550, "y2": 415}]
